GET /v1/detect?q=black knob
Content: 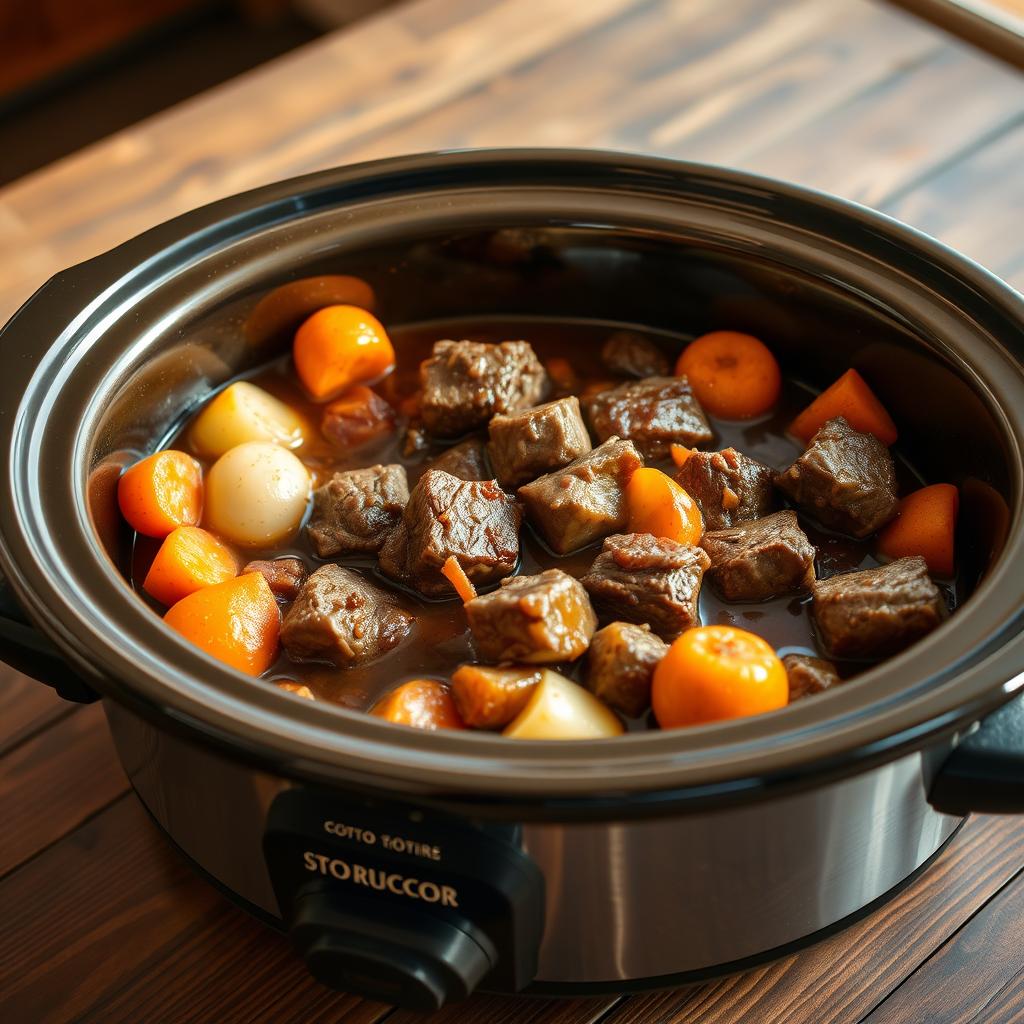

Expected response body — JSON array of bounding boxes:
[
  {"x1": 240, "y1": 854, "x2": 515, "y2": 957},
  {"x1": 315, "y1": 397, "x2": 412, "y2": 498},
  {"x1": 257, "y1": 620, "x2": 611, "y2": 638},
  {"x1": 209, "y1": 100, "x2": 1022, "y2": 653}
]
[{"x1": 289, "y1": 886, "x2": 496, "y2": 1010}]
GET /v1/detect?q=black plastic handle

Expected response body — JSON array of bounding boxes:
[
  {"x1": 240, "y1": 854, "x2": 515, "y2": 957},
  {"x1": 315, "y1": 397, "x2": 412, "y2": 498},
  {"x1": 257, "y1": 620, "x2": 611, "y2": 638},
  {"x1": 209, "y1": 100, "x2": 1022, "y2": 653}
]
[
  {"x1": 929, "y1": 691, "x2": 1024, "y2": 815},
  {"x1": 0, "y1": 571, "x2": 98, "y2": 703}
]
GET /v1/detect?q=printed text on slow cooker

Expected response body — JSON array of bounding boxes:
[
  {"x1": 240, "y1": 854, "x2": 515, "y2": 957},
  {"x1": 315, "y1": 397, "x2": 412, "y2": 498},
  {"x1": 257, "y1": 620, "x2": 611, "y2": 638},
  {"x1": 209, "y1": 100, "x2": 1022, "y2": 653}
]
[
  {"x1": 323, "y1": 820, "x2": 442, "y2": 861},
  {"x1": 303, "y1": 851, "x2": 459, "y2": 907}
]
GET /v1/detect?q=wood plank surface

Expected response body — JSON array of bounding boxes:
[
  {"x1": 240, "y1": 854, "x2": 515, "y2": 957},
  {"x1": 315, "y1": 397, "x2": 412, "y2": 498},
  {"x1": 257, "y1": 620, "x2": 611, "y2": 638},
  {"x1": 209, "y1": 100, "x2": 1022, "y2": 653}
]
[{"x1": 0, "y1": 0, "x2": 1023, "y2": 1022}]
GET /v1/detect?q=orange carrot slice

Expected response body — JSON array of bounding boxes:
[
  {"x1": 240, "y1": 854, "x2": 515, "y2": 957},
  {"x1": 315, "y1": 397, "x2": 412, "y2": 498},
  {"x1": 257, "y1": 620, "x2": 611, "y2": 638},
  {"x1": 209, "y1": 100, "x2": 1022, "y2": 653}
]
[
  {"x1": 442, "y1": 555, "x2": 478, "y2": 603},
  {"x1": 293, "y1": 304, "x2": 395, "y2": 401},
  {"x1": 164, "y1": 572, "x2": 279, "y2": 676},
  {"x1": 670, "y1": 444, "x2": 696, "y2": 468},
  {"x1": 117, "y1": 450, "x2": 203, "y2": 538},
  {"x1": 627, "y1": 467, "x2": 703, "y2": 545},
  {"x1": 143, "y1": 526, "x2": 237, "y2": 607},
  {"x1": 790, "y1": 368, "x2": 898, "y2": 446},
  {"x1": 878, "y1": 483, "x2": 958, "y2": 577},
  {"x1": 372, "y1": 679, "x2": 467, "y2": 730},
  {"x1": 675, "y1": 331, "x2": 781, "y2": 420}
]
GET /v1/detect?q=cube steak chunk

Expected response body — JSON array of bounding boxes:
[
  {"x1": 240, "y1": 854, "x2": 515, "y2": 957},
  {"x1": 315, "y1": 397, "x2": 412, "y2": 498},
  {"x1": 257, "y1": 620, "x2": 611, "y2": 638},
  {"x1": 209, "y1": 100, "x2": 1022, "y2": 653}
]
[
  {"x1": 465, "y1": 569, "x2": 597, "y2": 664},
  {"x1": 776, "y1": 416, "x2": 898, "y2": 538},
  {"x1": 700, "y1": 510, "x2": 816, "y2": 602},
  {"x1": 582, "y1": 533, "x2": 711, "y2": 641},
  {"x1": 675, "y1": 447, "x2": 775, "y2": 531},
  {"x1": 601, "y1": 331, "x2": 670, "y2": 379},
  {"x1": 379, "y1": 469, "x2": 522, "y2": 598},
  {"x1": 812, "y1": 555, "x2": 945, "y2": 659},
  {"x1": 428, "y1": 438, "x2": 490, "y2": 481},
  {"x1": 449, "y1": 664, "x2": 543, "y2": 729},
  {"x1": 517, "y1": 437, "x2": 643, "y2": 554},
  {"x1": 583, "y1": 376, "x2": 713, "y2": 458},
  {"x1": 242, "y1": 557, "x2": 307, "y2": 602},
  {"x1": 420, "y1": 339, "x2": 547, "y2": 437},
  {"x1": 487, "y1": 396, "x2": 592, "y2": 489},
  {"x1": 584, "y1": 621, "x2": 668, "y2": 718},
  {"x1": 307, "y1": 464, "x2": 409, "y2": 558},
  {"x1": 281, "y1": 565, "x2": 413, "y2": 667},
  {"x1": 783, "y1": 654, "x2": 841, "y2": 702},
  {"x1": 321, "y1": 386, "x2": 396, "y2": 451}
]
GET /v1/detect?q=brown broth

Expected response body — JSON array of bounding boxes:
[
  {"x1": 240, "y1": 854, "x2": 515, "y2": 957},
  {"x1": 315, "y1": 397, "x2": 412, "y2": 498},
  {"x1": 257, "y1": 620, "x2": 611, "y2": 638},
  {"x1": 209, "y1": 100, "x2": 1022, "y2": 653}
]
[{"x1": 131, "y1": 317, "x2": 952, "y2": 729}]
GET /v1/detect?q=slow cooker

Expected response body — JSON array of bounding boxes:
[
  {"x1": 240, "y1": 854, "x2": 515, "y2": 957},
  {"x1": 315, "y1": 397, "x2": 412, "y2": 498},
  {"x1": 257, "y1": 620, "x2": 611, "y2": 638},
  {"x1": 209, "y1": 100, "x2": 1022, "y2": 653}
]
[{"x1": 1, "y1": 151, "x2": 1022, "y2": 1010}]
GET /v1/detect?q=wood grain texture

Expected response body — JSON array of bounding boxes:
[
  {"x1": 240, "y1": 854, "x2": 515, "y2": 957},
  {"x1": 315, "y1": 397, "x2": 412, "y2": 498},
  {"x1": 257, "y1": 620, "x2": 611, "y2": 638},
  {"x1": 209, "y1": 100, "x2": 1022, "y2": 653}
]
[
  {"x1": 0, "y1": 795, "x2": 392, "y2": 1024},
  {"x1": 0, "y1": 665, "x2": 72, "y2": 756},
  {"x1": 861, "y1": 865, "x2": 1024, "y2": 1024},
  {"x1": 597, "y1": 816, "x2": 1024, "y2": 1024},
  {"x1": 0, "y1": 0, "x2": 1022, "y2": 324},
  {"x1": 0, "y1": 701, "x2": 127, "y2": 877}
]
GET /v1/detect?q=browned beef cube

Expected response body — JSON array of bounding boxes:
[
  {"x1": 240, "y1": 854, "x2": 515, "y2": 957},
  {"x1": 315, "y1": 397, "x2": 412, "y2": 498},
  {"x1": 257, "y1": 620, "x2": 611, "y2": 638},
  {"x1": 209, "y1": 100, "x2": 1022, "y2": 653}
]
[
  {"x1": 379, "y1": 469, "x2": 521, "y2": 598},
  {"x1": 675, "y1": 447, "x2": 775, "y2": 531},
  {"x1": 582, "y1": 533, "x2": 711, "y2": 641},
  {"x1": 812, "y1": 556, "x2": 945, "y2": 659},
  {"x1": 307, "y1": 464, "x2": 409, "y2": 558},
  {"x1": 465, "y1": 569, "x2": 597, "y2": 664},
  {"x1": 700, "y1": 510, "x2": 816, "y2": 601},
  {"x1": 487, "y1": 396, "x2": 592, "y2": 489},
  {"x1": 420, "y1": 339, "x2": 547, "y2": 437},
  {"x1": 601, "y1": 331, "x2": 670, "y2": 378},
  {"x1": 776, "y1": 417, "x2": 898, "y2": 538},
  {"x1": 281, "y1": 565, "x2": 413, "y2": 667},
  {"x1": 584, "y1": 621, "x2": 668, "y2": 717},
  {"x1": 783, "y1": 654, "x2": 840, "y2": 702},
  {"x1": 321, "y1": 386, "x2": 396, "y2": 451},
  {"x1": 242, "y1": 557, "x2": 307, "y2": 602},
  {"x1": 428, "y1": 438, "x2": 490, "y2": 480},
  {"x1": 584, "y1": 377, "x2": 713, "y2": 458},
  {"x1": 517, "y1": 438, "x2": 643, "y2": 554}
]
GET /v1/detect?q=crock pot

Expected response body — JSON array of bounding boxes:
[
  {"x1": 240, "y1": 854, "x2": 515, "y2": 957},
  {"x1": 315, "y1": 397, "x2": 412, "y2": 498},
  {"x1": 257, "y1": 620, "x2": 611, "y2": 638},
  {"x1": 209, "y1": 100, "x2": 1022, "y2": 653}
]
[{"x1": 1, "y1": 150, "x2": 1023, "y2": 1010}]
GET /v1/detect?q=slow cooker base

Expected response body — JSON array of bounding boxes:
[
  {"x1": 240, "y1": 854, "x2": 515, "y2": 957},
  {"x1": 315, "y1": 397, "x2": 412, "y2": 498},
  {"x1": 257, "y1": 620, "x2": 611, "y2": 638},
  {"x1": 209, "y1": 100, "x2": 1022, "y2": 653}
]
[{"x1": 134, "y1": 786, "x2": 965, "y2": 998}]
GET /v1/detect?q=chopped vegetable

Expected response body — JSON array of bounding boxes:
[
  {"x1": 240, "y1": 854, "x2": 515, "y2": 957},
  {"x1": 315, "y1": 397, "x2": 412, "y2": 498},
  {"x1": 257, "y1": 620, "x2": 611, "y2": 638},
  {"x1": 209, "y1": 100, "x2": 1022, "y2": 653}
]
[
  {"x1": 877, "y1": 483, "x2": 958, "y2": 577},
  {"x1": 164, "y1": 572, "x2": 280, "y2": 676},
  {"x1": 670, "y1": 444, "x2": 695, "y2": 468},
  {"x1": 502, "y1": 670, "x2": 624, "y2": 740},
  {"x1": 293, "y1": 304, "x2": 396, "y2": 401},
  {"x1": 675, "y1": 331, "x2": 781, "y2": 420},
  {"x1": 789, "y1": 368, "x2": 897, "y2": 446},
  {"x1": 143, "y1": 526, "x2": 237, "y2": 607},
  {"x1": 117, "y1": 450, "x2": 203, "y2": 539},
  {"x1": 545, "y1": 357, "x2": 578, "y2": 393},
  {"x1": 189, "y1": 381, "x2": 307, "y2": 459},
  {"x1": 244, "y1": 275, "x2": 375, "y2": 345},
  {"x1": 626, "y1": 467, "x2": 703, "y2": 545},
  {"x1": 372, "y1": 679, "x2": 466, "y2": 730},
  {"x1": 450, "y1": 664, "x2": 543, "y2": 729},
  {"x1": 204, "y1": 441, "x2": 310, "y2": 547},
  {"x1": 277, "y1": 680, "x2": 316, "y2": 700},
  {"x1": 442, "y1": 556, "x2": 478, "y2": 603},
  {"x1": 321, "y1": 385, "x2": 396, "y2": 450},
  {"x1": 652, "y1": 624, "x2": 788, "y2": 728}
]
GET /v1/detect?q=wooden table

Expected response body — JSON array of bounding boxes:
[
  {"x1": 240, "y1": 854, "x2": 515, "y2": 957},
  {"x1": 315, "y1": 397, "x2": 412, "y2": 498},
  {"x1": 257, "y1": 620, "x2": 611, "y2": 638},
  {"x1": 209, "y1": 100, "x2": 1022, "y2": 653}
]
[{"x1": 1, "y1": 1, "x2": 1022, "y2": 1021}]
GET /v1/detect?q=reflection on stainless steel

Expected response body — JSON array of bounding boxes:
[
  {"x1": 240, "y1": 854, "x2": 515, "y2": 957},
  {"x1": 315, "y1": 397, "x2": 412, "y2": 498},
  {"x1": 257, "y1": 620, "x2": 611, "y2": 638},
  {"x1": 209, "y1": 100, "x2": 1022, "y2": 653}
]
[{"x1": 106, "y1": 701, "x2": 960, "y2": 984}]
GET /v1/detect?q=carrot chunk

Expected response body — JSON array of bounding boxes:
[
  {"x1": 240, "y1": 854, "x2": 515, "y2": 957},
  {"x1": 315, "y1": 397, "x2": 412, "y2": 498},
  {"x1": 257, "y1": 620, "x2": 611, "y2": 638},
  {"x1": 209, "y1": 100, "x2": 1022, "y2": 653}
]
[
  {"x1": 372, "y1": 679, "x2": 467, "y2": 731},
  {"x1": 627, "y1": 467, "x2": 703, "y2": 545},
  {"x1": 789, "y1": 368, "x2": 898, "y2": 446},
  {"x1": 244, "y1": 275, "x2": 375, "y2": 345},
  {"x1": 293, "y1": 304, "x2": 396, "y2": 401},
  {"x1": 670, "y1": 444, "x2": 696, "y2": 468},
  {"x1": 164, "y1": 572, "x2": 280, "y2": 676},
  {"x1": 675, "y1": 331, "x2": 781, "y2": 420},
  {"x1": 143, "y1": 526, "x2": 237, "y2": 607},
  {"x1": 878, "y1": 483, "x2": 958, "y2": 577},
  {"x1": 442, "y1": 555, "x2": 478, "y2": 603},
  {"x1": 118, "y1": 450, "x2": 203, "y2": 538}
]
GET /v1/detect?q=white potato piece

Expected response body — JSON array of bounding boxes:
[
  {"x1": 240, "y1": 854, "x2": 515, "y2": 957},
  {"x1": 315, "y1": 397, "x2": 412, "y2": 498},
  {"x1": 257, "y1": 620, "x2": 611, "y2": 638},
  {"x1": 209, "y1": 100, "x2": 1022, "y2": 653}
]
[
  {"x1": 205, "y1": 442, "x2": 310, "y2": 547},
  {"x1": 190, "y1": 381, "x2": 307, "y2": 459},
  {"x1": 503, "y1": 670, "x2": 623, "y2": 740}
]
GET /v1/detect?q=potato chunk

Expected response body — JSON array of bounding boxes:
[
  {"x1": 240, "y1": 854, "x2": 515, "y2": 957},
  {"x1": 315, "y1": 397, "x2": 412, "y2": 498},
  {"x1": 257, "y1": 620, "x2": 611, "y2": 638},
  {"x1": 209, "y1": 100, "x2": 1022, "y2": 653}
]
[
  {"x1": 190, "y1": 381, "x2": 307, "y2": 459},
  {"x1": 450, "y1": 664, "x2": 543, "y2": 729},
  {"x1": 503, "y1": 671, "x2": 623, "y2": 740}
]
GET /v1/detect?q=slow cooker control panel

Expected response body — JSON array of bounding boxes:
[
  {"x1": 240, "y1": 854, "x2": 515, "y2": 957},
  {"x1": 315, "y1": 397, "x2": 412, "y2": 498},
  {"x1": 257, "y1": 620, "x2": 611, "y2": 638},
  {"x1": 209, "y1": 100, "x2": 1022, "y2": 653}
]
[{"x1": 263, "y1": 789, "x2": 544, "y2": 1009}]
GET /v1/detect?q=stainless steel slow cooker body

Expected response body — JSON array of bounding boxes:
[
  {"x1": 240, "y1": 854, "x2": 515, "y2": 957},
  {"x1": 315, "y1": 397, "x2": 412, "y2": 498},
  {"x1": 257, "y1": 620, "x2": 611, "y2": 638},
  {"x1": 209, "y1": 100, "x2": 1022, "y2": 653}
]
[{"x1": 1, "y1": 151, "x2": 1023, "y2": 1007}]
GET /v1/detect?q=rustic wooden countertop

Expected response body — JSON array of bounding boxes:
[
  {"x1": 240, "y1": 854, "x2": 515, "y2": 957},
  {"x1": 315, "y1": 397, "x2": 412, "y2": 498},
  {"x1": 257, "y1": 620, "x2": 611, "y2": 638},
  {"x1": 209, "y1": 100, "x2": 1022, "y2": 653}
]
[{"x1": 1, "y1": 1, "x2": 1023, "y2": 1021}]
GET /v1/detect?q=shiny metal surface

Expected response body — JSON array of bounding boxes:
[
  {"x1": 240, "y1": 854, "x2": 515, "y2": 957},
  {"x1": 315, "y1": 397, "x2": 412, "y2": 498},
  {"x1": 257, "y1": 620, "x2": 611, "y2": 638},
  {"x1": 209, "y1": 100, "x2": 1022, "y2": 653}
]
[{"x1": 106, "y1": 701, "x2": 961, "y2": 984}]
